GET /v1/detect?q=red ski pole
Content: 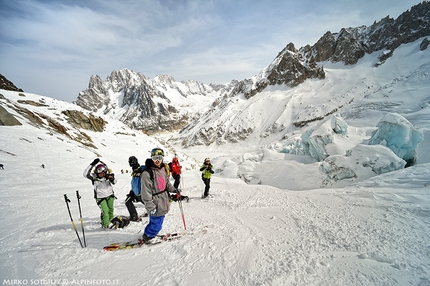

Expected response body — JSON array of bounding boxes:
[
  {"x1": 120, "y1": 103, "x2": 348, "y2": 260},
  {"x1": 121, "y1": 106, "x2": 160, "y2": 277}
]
[{"x1": 178, "y1": 199, "x2": 187, "y2": 230}]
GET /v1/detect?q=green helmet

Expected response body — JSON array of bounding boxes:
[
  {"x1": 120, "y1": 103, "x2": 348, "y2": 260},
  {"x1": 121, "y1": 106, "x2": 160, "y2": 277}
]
[{"x1": 151, "y1": 148, "x2": 164, "y2": 157}]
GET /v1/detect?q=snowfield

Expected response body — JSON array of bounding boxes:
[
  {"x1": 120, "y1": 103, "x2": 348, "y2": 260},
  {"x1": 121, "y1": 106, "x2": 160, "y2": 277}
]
[{"x1": 1, "y1": 100, "x2": 429, "y2": 285}]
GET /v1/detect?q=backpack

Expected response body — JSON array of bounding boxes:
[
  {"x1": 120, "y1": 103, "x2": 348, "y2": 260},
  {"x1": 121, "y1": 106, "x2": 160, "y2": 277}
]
[
  {"x1": 131, "y1": 163, "x2": 170, "y2": 196},
  {"x1": 131, "y1": 165, "x2": 146, "y2": 196},
  {"x1": 109, "y1": 215, "x2": 130, "y2": 229}
]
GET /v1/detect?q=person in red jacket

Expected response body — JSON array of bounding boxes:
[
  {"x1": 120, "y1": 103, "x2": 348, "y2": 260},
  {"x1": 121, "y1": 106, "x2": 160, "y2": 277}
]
[
  {"x1": 169, "y1": 156, "x2": 182, "y2": 189},
  {"x1": 168, "y1": 155, "x2": 189, "y2": 202}
]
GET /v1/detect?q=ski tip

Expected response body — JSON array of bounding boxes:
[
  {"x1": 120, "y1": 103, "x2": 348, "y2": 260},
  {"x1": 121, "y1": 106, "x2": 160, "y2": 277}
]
[{"x1": 103, "y1": 246, "x2": 119, "y2": 251}]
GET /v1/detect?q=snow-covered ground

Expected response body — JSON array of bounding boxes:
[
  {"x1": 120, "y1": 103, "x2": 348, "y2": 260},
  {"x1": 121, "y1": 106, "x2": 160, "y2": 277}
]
[
  {"x1": 1, "y1": 38, "x2": 430, "y2": 285},
  {"x1": 0, "y1": 96, "x2": 429, "y2": 286}
]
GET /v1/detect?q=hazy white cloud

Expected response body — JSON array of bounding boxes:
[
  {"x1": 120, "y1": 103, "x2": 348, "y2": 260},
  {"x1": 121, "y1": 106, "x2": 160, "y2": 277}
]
[{"x1": 0, "y1": 0, "x2": 422, "y2": 101}]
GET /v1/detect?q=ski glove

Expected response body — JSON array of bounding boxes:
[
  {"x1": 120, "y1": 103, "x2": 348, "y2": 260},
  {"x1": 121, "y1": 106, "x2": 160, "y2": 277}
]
[
  {"x1": 107, "y1": 173, "x2": 115, "y2": 182},
  {"x1": 91, "y1": 158, "x2": 100, "y2": 166}
]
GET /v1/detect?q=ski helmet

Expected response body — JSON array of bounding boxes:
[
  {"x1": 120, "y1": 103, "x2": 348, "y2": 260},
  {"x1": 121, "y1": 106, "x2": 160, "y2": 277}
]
[
  {"x1": 95, "y1": 163, "x2": 107, "y2": 173},
  {"x1": 151, "y1": 148, "x2": 164, "y2": 157},
  {"x1": 128, "y1": 156, "x2": 139, "y2": 167}
]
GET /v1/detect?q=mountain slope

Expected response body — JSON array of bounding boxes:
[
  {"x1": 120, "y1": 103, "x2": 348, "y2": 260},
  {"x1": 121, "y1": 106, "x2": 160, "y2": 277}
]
[{"x1": 1, "y1": 89, "x2": 429, "y2": 286}]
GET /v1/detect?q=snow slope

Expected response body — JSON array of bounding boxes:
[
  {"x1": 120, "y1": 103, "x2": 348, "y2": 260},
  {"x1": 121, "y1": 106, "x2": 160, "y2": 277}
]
[{"x1": 1, "y1": 89, "x2": 429, "y2": 286}]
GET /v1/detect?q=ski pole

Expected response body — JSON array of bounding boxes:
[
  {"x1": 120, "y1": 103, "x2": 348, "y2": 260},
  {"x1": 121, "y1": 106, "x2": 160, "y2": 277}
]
[
  {"x1": 178, "y1": 199, "x2": 187, "y2": 230},
  {"x1": 64, "y1": 194, "x2": 84, "y2": 248},
  {"x1": 76, "y1": 190, "x2": 87, "y2": 247}
]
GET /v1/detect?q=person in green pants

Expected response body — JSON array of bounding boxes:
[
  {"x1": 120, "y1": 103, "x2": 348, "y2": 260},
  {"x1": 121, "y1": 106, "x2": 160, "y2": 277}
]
[{"x1": 83, "y1": 158, "x2": 117, "y2": 228}]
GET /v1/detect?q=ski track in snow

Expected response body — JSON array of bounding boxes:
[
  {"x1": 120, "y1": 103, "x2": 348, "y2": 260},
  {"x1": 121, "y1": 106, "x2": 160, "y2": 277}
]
[{"x1": 2, "y1": 167, "x2": 429, "y2": 286}]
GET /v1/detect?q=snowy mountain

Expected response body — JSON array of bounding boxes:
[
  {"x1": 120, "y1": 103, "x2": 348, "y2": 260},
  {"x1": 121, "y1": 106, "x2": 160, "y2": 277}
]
[
  {"x1": 74, "y1": 2, "x2": 429, "y2": 141},
  {"x1": 74, "y1": 69, "x2": 233, "y2": 133}
]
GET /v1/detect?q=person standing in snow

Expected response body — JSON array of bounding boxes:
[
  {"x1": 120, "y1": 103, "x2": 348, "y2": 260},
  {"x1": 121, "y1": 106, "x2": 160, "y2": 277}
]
[
  {"x1": 83, "y1": 158, "x2": 117, "y2": 228},
  {"x1": 169, "y1": 155, "x2": 182, "y2": 189},
  {"x1": 200, "y1": 158, "x2": 214, "y2": 198},
  {"x1": 125, "y1": 156, "x2": 147, "y2": 221},
  {"x1": 140, "y1": 148, "x2": 176, "y2": 244}
]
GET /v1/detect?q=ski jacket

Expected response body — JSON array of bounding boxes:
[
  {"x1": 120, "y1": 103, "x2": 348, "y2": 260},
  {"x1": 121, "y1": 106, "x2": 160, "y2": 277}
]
[
  {"x1": 83, "y1": 164, "x2": 116, "y2": 199},
  {"x1": 140, "y1": 158, "x2": 174, "y2": 216},
  {"x1": 200, "y1": 163, "x2": 214, "y2": 179},
  {"x1": 131, "y1": 165, "x2": 145, "y2": 196},
  {"x1": 170, "y1": 160, "x2": 181, "y2": 176}
]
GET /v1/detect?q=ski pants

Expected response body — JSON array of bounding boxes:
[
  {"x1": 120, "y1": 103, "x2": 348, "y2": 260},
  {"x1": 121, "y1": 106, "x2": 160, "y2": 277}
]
[
  {"x1": 202, "y1": 178, "x2": 211, "y2": 197},
  {"x1": 144, "y1": 215, "x2": 165, "y2": 238},
  {"x1": 97, "y1": 196, "x2": 114, "y2": 227},
  {"x1": 125, "y1": 190, "x2": 143, "y2": 220},
  {"x1": 172, "y1": 174, "x2": 181, "y2": 189}
]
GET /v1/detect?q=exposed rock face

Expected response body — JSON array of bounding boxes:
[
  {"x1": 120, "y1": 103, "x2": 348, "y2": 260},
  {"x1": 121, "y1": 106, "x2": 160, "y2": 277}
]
[
  {"x1": 0, "y1": 74, "x2": 23, "y2": 92},
  {"x1": 62, "y1": 110, "x2": 106, "y2": 132},
  {"x1": 306, "y1": 2, "x2": 430, "y2": 65},
  {"x1": 420, "y1": 38, "x2": 429, "y2": 51},
  {"x1": 0, "y1": 104, "x2": 22, "y2": 126}
]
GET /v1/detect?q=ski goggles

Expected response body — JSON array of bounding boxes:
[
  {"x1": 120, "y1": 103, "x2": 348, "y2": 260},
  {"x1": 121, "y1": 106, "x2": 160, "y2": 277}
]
[{"x1": 151, "y1": 155, "x2": 163, "y2": 162}]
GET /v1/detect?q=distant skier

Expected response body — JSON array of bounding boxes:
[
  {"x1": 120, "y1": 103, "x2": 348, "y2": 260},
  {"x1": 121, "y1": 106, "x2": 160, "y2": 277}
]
[
  {"x1": 41, "y1": 164, "x2": 45, "y2": 169},
  {"x1": 83, "y1": 158, "x2": 117, "y2": 228},
  {"x1": 200, "y1": 158, "x2": 214, "y2": 198},
  {"x1": 0, "y1": 164, "x2": 4, "y2": 170},
  {"x1": 169, "y1": 155, "x2": 182, "y2": 189}
]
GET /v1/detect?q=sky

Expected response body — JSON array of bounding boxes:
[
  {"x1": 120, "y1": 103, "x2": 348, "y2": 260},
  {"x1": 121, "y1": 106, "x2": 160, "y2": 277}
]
[{"x1": 0, "y1": 0, "x2": 423, "y2": 102}]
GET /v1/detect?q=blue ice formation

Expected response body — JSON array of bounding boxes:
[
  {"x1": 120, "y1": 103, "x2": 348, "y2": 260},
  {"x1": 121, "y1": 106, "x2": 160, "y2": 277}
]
[{"x1": 368, "y1": 113, "x2": 423, "y2": 167}]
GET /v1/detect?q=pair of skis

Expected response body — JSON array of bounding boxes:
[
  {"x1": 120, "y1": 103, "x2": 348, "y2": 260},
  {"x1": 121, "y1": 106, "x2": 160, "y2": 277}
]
[
  {"x1": 103, "y1": 227, "x2": 208, "y2": 251},
  {"x1": 64, "y1": 191, "x2": 86, "y2": 248},
  {"x1": 103, "y1": 232, "x2": 185, "y2": 251}
]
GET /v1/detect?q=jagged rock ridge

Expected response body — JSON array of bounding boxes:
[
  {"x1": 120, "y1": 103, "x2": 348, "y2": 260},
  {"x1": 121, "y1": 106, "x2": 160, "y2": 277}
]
[{"x1": 74, "y1": 69, "x2": 233, "y2": 133}]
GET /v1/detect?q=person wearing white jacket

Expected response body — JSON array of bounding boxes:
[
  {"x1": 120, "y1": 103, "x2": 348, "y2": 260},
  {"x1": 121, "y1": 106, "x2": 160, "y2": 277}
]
[{"x1": 83, "y1": 158, "x2": 117, "y2": 228}]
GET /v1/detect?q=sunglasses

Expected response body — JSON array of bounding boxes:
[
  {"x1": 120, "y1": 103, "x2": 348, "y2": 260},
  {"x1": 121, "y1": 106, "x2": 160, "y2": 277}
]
[{"x1": 152, "y1": 155, "x2": 163, "y2": 162}]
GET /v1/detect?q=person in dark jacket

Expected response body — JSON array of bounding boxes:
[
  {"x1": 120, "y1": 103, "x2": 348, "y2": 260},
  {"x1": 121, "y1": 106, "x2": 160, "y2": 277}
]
[
  {"x1": 200, "y1": 158, "x2": 214, "y2": 198},
  {"x1": 140, "y1": 148, "x2": 176, "y2": 244},
  {"x1": 125, "y1": 156, "x2": 147, "y2": 221}
]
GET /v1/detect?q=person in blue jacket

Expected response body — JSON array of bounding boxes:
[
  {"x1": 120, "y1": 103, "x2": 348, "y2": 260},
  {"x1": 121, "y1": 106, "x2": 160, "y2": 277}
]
[{"x1": 125, "y1": 156, "x2": 147, "y2": 221}]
